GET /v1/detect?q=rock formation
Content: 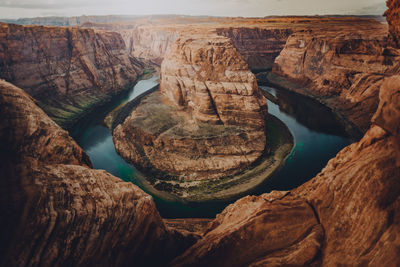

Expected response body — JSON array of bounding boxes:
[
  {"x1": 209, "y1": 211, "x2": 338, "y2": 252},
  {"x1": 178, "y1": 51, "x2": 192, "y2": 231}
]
[
  {"x1": 385, "y1": 0, "x2": 400, "y2": 48},
  {"x1": 171, "y1": 75, "x2": 400, "y2": 267},
  {"x1": 113, "y1": 35, "x2": 268, "y2": 182},
  {"x1": 0, "y1": 23, "x2": 144, "y2": 129},
  {"x1": 216, "y1": 27, "x2": 293, "y2": 70},
  {"x1": 272, "y1": 20, "x2": 398, "y2": 133},
  {"x1": 0, "y1": 80, "x2": 197, "y2": 266}
]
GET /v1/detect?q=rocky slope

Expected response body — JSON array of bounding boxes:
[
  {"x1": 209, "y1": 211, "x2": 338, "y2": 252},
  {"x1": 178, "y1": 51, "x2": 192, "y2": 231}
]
[
  {"x1": 113, "y1": 35, "x2": 272, "y2": 187},
  {"x1": 171, "y1": 74, "x2": 400, "y2": 266},
  {"x1": 272, "y1": 20, "x2": 398, "y2": 133},
  {"x1": 0, "y1": 80, "x2": 197, "y2": 266},
  {"x1": 0, "y1": 23, "x2": 144, "y2": 129}
]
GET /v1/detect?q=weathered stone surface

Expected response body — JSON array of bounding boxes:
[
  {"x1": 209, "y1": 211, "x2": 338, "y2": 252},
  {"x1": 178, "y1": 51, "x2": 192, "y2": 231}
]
[
  {"x1": 272, "y1": 21, "x2": 399, "y2": 132},
  {"x1": 0, "y1": 80, "x2": 196, "y2": 266},
  {"x1": 385, "y1": 0, "x2": 400, "y2": 48},
  {"x1": 113, "y1": 35, "x2": 268, "y2": 181},
  {"x1": 216, "y1": 27, "x2": 293, "y2": 70},
  {"x1": 0, "y1": 23, "x2": 144, "y2": 128},
  {"x1": 171, "y1": 75, "x2": 400, "y2": 266},
  {"x1": 161, "y1": 35, "x2": 268, "y2": 129}
]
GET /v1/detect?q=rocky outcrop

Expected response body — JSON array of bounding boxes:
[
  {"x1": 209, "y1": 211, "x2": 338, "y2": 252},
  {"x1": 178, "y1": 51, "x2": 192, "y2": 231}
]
[
  {"x1": 0, "y1": 23, "x2": 144, "y2": 129},
  {"x1": 272, "y1": 20, "x2": 399, "y2": 132},
  {"x1": 385, "y1": 0, "x2": 400, "y2": 48},
  {"x1": 113, "y1": 35, "x2": 268, "y2": 182},
  {"x1": 161, "y1": 35, "x2": 268, "y2": 128},
  {"x1": 120, "y1": 25, "x2": 179, "y2": 65},
  {"x1": 0, "y1": 80, "x2": 197, "y2": 266},
  {"x1": 171, "y1": 75, "x2": 400, "y2": 266},
  {"x1": 216, "y1": 27, "x2": 293, "y2": 70}
]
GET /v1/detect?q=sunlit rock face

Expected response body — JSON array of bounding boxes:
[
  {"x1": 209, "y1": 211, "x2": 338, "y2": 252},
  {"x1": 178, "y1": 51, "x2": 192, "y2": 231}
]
[
  {"x1": 160, "y1": 35, "x2": 268, "y2": 129},
  {"x1": 0, "y1": 80, "x2": 196, "y2": 267},
  {"x1": 0, "y1": 23, "x2": 144, "y2": 129},
  {"x1": 113, "y1": 35, "x2": 268, "y2": 180}
]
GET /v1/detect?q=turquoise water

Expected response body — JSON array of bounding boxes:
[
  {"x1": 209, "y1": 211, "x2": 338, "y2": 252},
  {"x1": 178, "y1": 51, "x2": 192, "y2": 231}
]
[{"x1": 73, "y1": 77, "x2": 353, "y2": 218}]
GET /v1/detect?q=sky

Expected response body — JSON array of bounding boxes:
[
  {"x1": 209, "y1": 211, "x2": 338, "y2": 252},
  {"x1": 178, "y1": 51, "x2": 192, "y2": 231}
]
[{"x1": 0, "y1": 0, "x2": 387, "y2": 19}]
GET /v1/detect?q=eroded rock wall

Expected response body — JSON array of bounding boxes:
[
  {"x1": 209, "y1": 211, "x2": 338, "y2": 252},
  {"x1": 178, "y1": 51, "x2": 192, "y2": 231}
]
[
  {"x1": 171, "y1": 75, "x2": 400, "y2": 267},
  {"x1": 0, "y1": 80, "x2": 196, "y2": 266},
  {"x1": 272, "y1": 22, "x2": 399, "y2": 132},
  {"x1": 161, "y1": 35, "x2": 267, "y2": 129},
  {"x1": 0, "y1": 23, "x2": 144, "y2": 129},
  {"x1": 385, "y1": 0, "x2": 400, "y2": 48},
  {"x1": 216, "y1": 27, "x2": 293, "y2": 70}
]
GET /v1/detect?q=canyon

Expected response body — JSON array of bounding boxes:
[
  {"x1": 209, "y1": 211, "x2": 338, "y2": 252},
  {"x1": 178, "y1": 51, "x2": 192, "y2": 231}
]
[
  {"x1": 0, "y1": 1, "x2": 399, "y2": 266},
  {"x1": 111, "y1": 35, "x2": 293, "y2": 201},
  {"x1": 0, "y1": 23, "x2": 144, "y2": 129}
]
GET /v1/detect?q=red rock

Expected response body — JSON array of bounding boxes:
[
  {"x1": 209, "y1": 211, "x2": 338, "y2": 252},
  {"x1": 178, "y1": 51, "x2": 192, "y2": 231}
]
[
  {"x1": 113, "y1": 35, "x2": 268, "y2": 180},
  {"x1": 385, "y1": 0, "x2": 400, "y2": 48},
  {"x1": 0, "y1": 23, "x2": 144, "y2": 128},
  {"x1": 0, "y1": 80, "x2": 197, "y2": 266}
]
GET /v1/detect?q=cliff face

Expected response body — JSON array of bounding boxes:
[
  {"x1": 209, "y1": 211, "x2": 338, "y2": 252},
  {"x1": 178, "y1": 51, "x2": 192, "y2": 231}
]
[
  {"x1": 120, "y1": 25, "x2": 179, "y2": 65},
  {"x1": 171, "y1": 75, "x2": 400, "y2": 267},
  {"x1": 272, "y1": 22, "x2": 399, "y2": 132},
  {"x1": 385, "y1": 0, "x2": 400, "y2": 48},
  {"x1": 0, "y1": 23, "x2": 144, "y2": 129},
  {"x1": 113, "y1": 35, "x2": 268, "y2": 181},
  {"x1": 216, "y1": 27, "x2": 293, "y2": 70},
  {"x1": 0, "y1": 80, "x2": 196, "y2": 266},
  {"x1": 161, "y1": 35, "x2": 267, "y2": 129}
]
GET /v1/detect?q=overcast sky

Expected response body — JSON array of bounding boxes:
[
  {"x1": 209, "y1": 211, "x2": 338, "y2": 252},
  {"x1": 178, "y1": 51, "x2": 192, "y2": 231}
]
[{"x1": 0, "y1": 0, "x2": 387, "y2": 19}]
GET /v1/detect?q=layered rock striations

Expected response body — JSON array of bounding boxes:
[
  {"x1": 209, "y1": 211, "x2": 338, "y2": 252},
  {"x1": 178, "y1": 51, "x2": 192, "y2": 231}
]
[
  {"x1": 385, "y1": 0, "x2": 400, "y2": 48},
  {"x1": 0, "y1": 23, "x2": 144, "y2": 129},
  {"x1": 113, "y1": 35, "x2": 269, "y2": 182},
  {"x1": 272, "y1": 20, "x2": 399, "y2": 133},
  {"x1": 0, "y1": 80, "x2": 196, "y2": 266},
  {"x1": 171, "y1": 75, "x2": 400, "y2": 267},
  {"x1": 216, "y1": 27, "x2": 293, "y2": 70}
]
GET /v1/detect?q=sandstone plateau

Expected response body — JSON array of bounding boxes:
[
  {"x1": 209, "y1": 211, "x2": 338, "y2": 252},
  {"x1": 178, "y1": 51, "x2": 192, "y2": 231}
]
[
  {"x1": 113, "y1": 35, "x2": 269, "y2": 183},
  {"x1": 0, "y1": 23, "x2": 144, "y2": 129}
]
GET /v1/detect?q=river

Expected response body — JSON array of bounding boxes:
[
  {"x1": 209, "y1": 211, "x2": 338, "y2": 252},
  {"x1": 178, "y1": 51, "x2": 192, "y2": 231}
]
[{"x1": 73, "y1": 75, "x2": 353, "y2": 218}]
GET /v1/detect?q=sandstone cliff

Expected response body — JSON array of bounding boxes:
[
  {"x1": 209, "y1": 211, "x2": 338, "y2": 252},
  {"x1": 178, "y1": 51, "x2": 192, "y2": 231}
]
[
  {"x1": 272, "y1": 21, "x2": 398, "y2": 133},
  {"x1": 121, "y1": 25, "x2": 179, "y2": 65},
  {"x1": 385, "y1": 0, "x2": 400, "y2": 48},
  {"x1": 0, "y1": 23, "x2": 144, "y2": 129},
  {"x1": 216, "y1": 27, "x2": 293, "y2": 70},
  {"x1": 171, "y1": 75, "x2": 400, "y2": 267},
  {"x1": 113, "y1": 35, "x2": 269, "y2": 182},
  {"x1": 0, "y1": 80, "x2": 196, "y2": 266}
]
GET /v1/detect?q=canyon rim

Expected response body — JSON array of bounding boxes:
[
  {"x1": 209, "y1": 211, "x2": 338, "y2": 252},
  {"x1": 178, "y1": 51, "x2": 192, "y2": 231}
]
[{"x1": 0, "y1": 0, "x2": 399, "y2": 266}]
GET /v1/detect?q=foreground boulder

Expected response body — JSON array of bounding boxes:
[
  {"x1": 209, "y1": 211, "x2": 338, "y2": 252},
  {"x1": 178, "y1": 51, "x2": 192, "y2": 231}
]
[{"x1": 0, "y1": 80, "x2": 196, "y2": 266}]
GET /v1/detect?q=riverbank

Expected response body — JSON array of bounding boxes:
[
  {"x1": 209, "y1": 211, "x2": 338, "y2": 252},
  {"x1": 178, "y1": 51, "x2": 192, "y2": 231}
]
[
  {"x1": 118, "y1": 109, "x2": 294, "y2": 202},
  {"x1": 69, "y1": 68, "x2": 155, "y2": 137},
  {"x1": 256, "y1": 71, "x2": 363, "y2": 139}
]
